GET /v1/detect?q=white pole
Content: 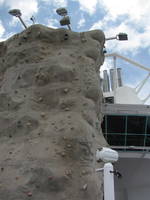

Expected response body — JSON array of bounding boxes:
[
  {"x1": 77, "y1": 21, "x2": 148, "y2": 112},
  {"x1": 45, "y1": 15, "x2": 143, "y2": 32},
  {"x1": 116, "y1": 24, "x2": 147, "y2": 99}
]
[
  {"x1": 113, "y1": 56, "x2": 117, "y2": 103},
  {"x1": 104, "y1": 163, "x2": 115, "y2": 200}
]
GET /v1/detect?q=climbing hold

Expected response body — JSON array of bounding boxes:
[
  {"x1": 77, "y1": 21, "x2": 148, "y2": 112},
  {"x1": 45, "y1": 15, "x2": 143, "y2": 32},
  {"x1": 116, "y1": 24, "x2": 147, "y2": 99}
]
[
  {"x1": 38, "y1": 97, "x2": 43, "y2": 102},
  {"x1": 82, "y1": 183, "x2": 88, "y2": 190},
  {"x1": 27, "y1": 192, "x2": 32, "y2": 197},
  {"x1": 80, "y1": 32, "x2": 87, "y2": 43},
  {"x1": 23, "y1": 36, "x2": 28, "y2": 40},
  {"x1": 81, "y1": 170, "x2": 86, "y2": 175},
  {"x1": 67, "y1": 144, "x2": 72, "y2": 148},
  {"x1": 65, "y1": 170, "x2": 72, "y2": 176},
  {"x1": 40, "y1": 112, "x2": 46, "y2": 118},
  {"x1": 1, "y1": 167, "x2": 4, "y2": 172},
  {"x1": 14, "y1": 90, "x2": 18, "y2": 94},
  {"x1": 65, "y1": 107, "x2": 70, "y2": 111},
  {"x1": 63, "y1": 88, "x2": 69, "y2": 93},
  {"x1": 64, "y1": 33, "x2": 69, "y2": 40},
  {"x1": 26, "y1": 122, "x2": 31, "y2": 127},
  {"x1": 48, "y1": 176, "x2": 53, "y2": 180},
  {"x1": 17, "y1": 121, "x2": 22, "y2": 128},
  {"x1": 61, "y1": 152, "x2": 66, "y2": 157},
  {"x1": 17, "y1": 75, "x2": 21, "y2": 80},
  {"x1": 35, "y1": 73, "x2": 39, "y2": 79}
]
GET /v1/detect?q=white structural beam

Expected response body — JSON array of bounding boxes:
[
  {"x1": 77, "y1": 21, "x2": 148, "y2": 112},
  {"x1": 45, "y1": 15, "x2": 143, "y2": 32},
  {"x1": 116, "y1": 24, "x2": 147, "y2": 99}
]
[
  {"x1": 136, "y1": 73, "x2": 150, "y2": 94},
  {"x1": 143, "y1": 93, "x2": 150, "y2": 103},
  {"x1": 105, "y1": 53, "x2": 150, "y2": 72}
]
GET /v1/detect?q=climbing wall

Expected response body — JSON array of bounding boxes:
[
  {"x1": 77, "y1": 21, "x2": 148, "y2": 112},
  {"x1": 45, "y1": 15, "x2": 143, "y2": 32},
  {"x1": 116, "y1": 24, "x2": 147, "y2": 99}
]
[{"x1": 0, "y1": 24, "x2": 107, "y2": 200}]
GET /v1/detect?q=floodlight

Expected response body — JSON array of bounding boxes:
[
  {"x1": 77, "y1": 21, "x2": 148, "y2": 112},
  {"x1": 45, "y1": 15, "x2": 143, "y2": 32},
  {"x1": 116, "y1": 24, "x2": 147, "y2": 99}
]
[
  {"x1": 9, "y1": 9, "x2": 21, "y2": 17},
  {"x1": 8, "y1": 9, "x2": 27, "y2": 29},
  {"x1": 106, "y1": 33, "x2": 128, "y2": 41},
  {"x1": 56, "y1": 7, "x2": 71, "y2": 30},
  {"x1": 117, "y1": 33, "x2": 128, "y2": 40},
  {"x1": 56, "y1": 8, "x2": 68, "y2": 16},
  {"x1": 60, "y1": 16, "x2": 70, "y2": 26}
]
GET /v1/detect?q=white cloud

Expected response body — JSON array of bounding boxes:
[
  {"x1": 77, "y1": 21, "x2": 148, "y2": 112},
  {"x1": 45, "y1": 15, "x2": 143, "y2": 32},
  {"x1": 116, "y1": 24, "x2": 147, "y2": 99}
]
[
  {"x1": 104, "y1": 22, "x2": 150, "y2": 55},
  {"x1": 0, "y1": 32, "x2": 15, "y2": 42},
  {"x1": 77, "y1": 16, "x2": 85, "y2": 28},
  {"x1": 41, "y1": 0, "x2": 67, "y2": 7},
  {"x1": 101, "y1": 58, "x2": 113, "y2": 72},
  {"x1": 75, "y1": 0, "x2": 98, "y2": 15},
  {"x1": 0, "y1": 20, "x2": 5, "y2": 38},
  {"x1": 89, "y1": 0, "x2": 150, "y2": 55},
  {"x1": 47, "y1": 18, "x2": 59, "y2": 28},
  {"x1": 0, "y1": 0, "x2": 4, "y2": 4},
  {"x1": 101, "y1": 0, "x2": 150, "y2": 22}
]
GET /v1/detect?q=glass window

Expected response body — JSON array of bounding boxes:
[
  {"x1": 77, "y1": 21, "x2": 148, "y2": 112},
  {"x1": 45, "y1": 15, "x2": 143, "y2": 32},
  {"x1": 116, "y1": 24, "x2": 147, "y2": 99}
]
[
  {"x1": 101, "y1": 116, "x2": 106, "y2": 133},
  {"x1": 146, "y1": 117, "x2": 150, "y2": 134},
  {"x1": 127, "y1": 116, "x2": 146, "y2": 134},
  {"x1": 126, "y1": 135, "x2": 144, "y2": 146},
  {"x1": 107, "y1": 134, "x2": 125, "y2": 146},
  {"x1": 107, "y1": 115, "x2": 126, "y2": 134},
  {"x1": 145, "y1": 135, "x2": 150, "y2": 146}
]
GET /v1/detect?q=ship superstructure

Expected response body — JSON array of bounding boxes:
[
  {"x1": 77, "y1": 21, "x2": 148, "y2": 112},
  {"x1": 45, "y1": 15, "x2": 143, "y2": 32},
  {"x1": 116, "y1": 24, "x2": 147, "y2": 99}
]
[{"x1": 101, "y1": 53, "x2": 150, "y2": 200}]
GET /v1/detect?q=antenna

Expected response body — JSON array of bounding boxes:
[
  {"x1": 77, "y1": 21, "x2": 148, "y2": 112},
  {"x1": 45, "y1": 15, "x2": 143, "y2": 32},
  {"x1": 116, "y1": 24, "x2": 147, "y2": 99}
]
[
  {"x1": 8, "y1": 9, "x2": 27, "y2": 29},
  {"x1": 30, "y1": 16, "x2": 36, "y2": 24}
]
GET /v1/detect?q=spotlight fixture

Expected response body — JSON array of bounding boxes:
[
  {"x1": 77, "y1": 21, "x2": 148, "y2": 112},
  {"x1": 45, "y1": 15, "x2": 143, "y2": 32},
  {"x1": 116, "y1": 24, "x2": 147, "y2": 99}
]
[
  {"x1": 56, "y1": 8, "x2": 71, "y2": 30},
  {"x1": 56, "y1": 7, "x2": 68, "y2": 16},
  {"x1": 8, "y1": 9, "x2": 27, "y2": 29},
  {"x1": 106, "y1": 33, "x2": 128, "y2": 41}
]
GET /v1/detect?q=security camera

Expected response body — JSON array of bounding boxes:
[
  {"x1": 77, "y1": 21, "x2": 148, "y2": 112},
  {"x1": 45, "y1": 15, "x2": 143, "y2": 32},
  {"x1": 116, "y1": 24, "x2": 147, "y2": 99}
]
[{"x1": 96, "y1": 147, "x2": 119, "y2": 163}]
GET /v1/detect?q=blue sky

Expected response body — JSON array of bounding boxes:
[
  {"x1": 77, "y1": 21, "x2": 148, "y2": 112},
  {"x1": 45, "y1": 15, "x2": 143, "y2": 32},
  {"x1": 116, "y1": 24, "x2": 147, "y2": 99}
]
[{"x1": 0, "y1": 0, "x2": 149, "y2": 104}]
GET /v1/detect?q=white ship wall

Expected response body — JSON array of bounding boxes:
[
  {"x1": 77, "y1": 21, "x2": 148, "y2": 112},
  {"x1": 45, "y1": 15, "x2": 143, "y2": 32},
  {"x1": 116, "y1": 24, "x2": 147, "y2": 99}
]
[{"x1": 114, "y1": 157, "x2": 150, "y2": 200}]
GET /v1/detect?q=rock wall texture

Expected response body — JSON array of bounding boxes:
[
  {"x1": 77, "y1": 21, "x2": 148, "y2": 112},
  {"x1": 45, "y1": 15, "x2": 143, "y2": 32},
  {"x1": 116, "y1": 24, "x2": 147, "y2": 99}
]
[{"x1": 0, "y1": 24, "x2": 107, "y2": 200}]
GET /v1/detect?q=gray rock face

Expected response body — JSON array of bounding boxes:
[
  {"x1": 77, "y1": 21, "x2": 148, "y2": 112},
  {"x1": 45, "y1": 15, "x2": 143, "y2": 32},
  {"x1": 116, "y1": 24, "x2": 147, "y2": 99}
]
[{"x1": 0, "y1": 25, "x2": 107, "y2": 200}]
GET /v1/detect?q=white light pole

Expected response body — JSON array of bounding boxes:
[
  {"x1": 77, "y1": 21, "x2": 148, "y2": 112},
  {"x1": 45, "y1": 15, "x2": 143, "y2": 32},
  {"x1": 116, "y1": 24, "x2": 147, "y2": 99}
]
[
  {"x1": 96, "y1": 147, "x2": 119, "y2": 200},
  {"x1": 8, "y1": 9, "x2": 27, "y2": 29},
  {"x1": 106, "y1": 33, "x2": 128, "y2": 41}
]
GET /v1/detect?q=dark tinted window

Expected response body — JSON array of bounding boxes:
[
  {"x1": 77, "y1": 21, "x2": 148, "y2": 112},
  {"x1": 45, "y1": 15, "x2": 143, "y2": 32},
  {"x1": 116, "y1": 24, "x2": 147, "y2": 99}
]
[
  {"x1": 146, "y1": 117, "x2": 150, "y2": 134},
  {"x1": 127, "y1": 116, "x2": 146, "y2": 134},
  {"x1": 126, "y1": 135, "x2": 144, "y2": 146},
  {"x1": 107, "y1": 115, "x2": 126, "y2": 133},
  {"x1": 101, "y1": 116, "x2": 106, "y2": 133},
  {"x1": 146, "y1": 135, "x2": 150, "y2": 146},
  {"x1": 107, "y1": 134, "x2": 125, "y2": 146}
]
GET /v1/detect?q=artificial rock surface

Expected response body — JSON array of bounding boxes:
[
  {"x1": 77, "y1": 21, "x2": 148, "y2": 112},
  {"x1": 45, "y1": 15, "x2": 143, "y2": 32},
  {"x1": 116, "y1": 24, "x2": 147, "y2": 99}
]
[{"x1": 0, "y1": 24, "x2": 107, "y2": 200}]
